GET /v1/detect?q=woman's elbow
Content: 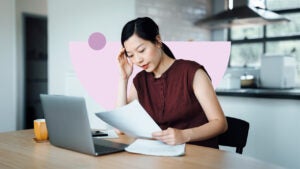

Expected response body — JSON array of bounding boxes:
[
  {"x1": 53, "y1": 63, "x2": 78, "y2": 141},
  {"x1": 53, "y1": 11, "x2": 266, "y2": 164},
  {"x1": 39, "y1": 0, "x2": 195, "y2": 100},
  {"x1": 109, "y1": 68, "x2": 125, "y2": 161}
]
[
  {"x1": 221, "y1": 118, "x2": 228, "y2": 133},
  {"x1": 211, "y1": 117, "x2": 228, "y2": 134}
]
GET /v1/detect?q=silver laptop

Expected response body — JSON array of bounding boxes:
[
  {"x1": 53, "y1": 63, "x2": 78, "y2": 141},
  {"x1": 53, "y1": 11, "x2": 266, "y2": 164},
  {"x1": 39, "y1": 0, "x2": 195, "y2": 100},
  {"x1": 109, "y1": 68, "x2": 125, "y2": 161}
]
[{"x1": 40, "y1": 94, "x2": 127, "y2": 156}]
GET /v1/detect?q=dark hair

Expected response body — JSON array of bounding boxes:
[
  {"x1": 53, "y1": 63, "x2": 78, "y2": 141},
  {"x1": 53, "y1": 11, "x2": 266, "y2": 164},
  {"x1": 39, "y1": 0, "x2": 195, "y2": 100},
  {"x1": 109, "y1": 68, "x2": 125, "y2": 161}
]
[{"x1": 121, "y1": 17, "x2": 175, "y2": 59}]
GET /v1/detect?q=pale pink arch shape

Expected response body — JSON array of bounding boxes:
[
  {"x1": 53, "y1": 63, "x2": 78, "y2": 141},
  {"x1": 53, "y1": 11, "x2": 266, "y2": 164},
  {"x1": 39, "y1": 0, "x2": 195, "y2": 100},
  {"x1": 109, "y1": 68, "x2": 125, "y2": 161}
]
[{"x1": 69, "y1": 41, "x2": 231, "y2": 110}]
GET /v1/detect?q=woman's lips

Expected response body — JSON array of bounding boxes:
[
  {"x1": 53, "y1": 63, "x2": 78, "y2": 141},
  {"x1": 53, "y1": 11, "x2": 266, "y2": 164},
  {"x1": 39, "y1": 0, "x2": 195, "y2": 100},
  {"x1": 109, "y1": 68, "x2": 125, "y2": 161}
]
[{"x1": 142, "y1": 64, "x2": 149, "y2": 69}]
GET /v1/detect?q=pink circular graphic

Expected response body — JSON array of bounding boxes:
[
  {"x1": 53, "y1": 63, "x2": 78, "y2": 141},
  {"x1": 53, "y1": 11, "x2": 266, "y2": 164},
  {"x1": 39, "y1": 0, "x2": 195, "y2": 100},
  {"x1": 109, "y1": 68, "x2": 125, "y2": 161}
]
[
  {"x1": 70, "y1": 39, "x2": 231, "y2": 110},
  {"x1": 88, "y1": 32, "x2": 106, "y2": 50}
]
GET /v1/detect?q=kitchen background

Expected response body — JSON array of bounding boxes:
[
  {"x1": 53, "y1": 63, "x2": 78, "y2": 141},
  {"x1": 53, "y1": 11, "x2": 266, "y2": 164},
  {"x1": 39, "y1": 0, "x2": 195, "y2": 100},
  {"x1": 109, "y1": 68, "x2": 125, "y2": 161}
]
[{"x1": 0, "y1": 0, "x2": 299, "y2": 168}]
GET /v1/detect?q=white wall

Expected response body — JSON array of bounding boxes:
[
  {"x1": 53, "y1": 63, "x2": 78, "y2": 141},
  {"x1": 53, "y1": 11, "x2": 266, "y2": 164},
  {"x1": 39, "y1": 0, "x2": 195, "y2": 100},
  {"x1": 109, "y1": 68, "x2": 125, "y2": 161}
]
[
  {"x1": 218, "y1": 96, "x2": 300, "y2": 169},
  {"x1": 0, "y1": 0, "x2": 16, "y2": 132},
  {"x1": 136, "y1": 0, "x2": 211, "y2": 41}
]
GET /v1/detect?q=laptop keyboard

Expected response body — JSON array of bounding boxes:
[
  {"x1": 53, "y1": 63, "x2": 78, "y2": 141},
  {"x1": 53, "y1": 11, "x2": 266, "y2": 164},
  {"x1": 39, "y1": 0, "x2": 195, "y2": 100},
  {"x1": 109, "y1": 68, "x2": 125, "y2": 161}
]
[
  {"x1": 94, "y1": 145, "x2": 122, "y2": 154},
  {"x1": 93, "y1": 139, "x2": 128, "y2": 155}
]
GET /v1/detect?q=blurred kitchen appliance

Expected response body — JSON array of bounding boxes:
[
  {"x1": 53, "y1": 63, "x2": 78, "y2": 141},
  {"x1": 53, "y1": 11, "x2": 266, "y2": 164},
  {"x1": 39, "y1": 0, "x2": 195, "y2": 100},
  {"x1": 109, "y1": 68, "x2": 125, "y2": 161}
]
[
  {"x1": 195, "y1": 0, "x2": 289, "y2": 29},
  {"x1": 218, "y1": 73, "x2": 241, "y2": 89},
  {"x1": 260, "y1": 54, "x2": 297, "y2": 88},
  {"x1": 240, "y1": 74, "x2": 255, "y2": 88}
]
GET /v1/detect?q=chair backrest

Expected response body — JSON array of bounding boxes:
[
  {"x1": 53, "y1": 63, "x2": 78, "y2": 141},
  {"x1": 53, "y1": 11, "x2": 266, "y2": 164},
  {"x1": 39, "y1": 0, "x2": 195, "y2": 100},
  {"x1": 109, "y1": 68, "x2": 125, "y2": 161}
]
[{"x1": 218, "y1": 116, "x2": 250, "y2": 154}]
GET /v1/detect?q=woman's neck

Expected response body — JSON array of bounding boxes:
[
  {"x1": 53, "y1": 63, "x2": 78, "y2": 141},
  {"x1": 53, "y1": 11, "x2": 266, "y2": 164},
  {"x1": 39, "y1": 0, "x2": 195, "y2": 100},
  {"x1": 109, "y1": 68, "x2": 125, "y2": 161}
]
[{"x1": 153, "y1": 53, "x2": 175, "y2": 78}]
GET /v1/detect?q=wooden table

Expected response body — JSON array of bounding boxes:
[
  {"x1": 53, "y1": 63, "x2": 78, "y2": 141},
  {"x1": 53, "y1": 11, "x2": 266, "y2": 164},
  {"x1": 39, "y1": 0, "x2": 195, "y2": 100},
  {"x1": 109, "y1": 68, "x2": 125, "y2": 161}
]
[{"x1": 0, "y1": 130, "x2": 284, "y2": 169}]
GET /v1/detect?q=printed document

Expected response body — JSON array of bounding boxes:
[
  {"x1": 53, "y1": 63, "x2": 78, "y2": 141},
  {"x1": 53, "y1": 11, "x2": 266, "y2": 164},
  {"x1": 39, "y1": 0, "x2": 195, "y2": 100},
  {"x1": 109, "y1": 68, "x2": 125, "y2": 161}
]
[
  {"x1": 95, "y1": 100, "x2": 186, "y2": 156},
  {"x1": 95, "y1": 100, "x2": 161, "y2": 138},
  {"x1": 125, "y1": 139, "x2": 185, "y2": 156}
]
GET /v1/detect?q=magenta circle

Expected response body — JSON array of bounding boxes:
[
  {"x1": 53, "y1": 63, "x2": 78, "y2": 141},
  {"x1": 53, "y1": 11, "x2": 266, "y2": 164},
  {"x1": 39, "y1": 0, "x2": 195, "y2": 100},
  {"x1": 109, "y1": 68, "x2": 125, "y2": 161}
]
[{"x1": 88, "y1": 32, "x2": 106, "y2": 50}]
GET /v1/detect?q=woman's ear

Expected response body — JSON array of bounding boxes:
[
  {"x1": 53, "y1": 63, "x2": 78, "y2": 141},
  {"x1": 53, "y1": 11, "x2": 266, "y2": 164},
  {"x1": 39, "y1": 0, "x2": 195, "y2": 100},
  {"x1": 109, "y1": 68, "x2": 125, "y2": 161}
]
[{"x1": 155, "y1": 35, "x2": 162, "y2": 48}]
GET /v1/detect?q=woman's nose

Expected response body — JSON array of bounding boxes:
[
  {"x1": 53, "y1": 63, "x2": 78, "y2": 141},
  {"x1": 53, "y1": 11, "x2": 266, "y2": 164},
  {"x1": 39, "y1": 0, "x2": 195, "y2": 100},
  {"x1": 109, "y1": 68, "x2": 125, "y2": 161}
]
[{"x1": 135, "y1": 55, "x2": 143, "y2": 63}]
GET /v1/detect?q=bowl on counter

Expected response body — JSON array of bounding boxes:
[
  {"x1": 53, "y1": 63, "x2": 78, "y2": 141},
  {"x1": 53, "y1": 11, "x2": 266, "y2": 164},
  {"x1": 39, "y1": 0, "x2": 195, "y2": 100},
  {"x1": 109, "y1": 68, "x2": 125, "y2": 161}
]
[{"x1": 240, "y1": 74, "x2": 256, "y2": 88}]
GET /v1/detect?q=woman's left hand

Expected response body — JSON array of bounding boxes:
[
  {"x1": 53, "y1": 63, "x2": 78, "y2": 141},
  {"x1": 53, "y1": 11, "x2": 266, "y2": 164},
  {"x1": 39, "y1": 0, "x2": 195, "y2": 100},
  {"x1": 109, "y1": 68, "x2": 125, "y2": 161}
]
[{"x1": 152, "y1": 128, "x2": 189, "y2": 145}]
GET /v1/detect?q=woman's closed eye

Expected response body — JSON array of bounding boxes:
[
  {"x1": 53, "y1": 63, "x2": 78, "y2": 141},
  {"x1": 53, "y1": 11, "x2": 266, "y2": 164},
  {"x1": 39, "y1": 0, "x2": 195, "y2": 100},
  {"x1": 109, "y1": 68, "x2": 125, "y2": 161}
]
[
  {"x1": 138, "y1": 48, "x2": 145, "y2": 53},
  {"x1": 126, "y1": 52, "x2": 133, "y2": 58}
]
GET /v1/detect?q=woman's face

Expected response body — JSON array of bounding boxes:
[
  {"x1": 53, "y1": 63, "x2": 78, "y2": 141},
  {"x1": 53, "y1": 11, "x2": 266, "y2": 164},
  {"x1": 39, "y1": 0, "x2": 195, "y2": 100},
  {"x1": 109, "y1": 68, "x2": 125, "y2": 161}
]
[{"x1": 124, "y1": 34, "x2": 162, "y2": 72}]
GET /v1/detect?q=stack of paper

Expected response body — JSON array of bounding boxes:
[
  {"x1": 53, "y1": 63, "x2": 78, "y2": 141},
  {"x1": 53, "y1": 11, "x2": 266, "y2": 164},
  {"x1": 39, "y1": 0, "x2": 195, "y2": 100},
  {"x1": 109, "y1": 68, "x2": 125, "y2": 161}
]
[
  {"x1": 125, "y1": 139, "x2": 185, "y2": 156},
  {"x1": 95, "y1": 100, "x2": 186, "y2": 156}
]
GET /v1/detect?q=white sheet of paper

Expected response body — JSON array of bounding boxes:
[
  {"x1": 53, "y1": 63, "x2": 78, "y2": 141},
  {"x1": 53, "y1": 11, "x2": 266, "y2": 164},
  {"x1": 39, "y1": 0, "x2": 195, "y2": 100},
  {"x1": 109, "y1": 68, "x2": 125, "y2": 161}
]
[
  {"x1": 125, "y1": 139, "x2": 185, "y2": 156},
  {"x1": 95, "y1": 100, "x2": 161, "y2": 138}
]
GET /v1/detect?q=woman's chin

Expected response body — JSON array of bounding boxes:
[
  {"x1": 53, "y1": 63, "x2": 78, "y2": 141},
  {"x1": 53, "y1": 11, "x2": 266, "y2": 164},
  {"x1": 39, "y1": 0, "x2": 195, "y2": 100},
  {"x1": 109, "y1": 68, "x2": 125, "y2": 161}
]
[{"x1": 143, "y1": 67, "x2": 152, "y2": 72}]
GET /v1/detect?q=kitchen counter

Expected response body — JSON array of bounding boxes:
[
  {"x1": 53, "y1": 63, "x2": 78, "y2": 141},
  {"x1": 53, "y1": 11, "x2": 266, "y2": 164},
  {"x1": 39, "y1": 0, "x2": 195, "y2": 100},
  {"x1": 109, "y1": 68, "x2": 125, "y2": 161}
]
[{"x1": 216, "y1": 88, "x2": 300, "y2": 100}]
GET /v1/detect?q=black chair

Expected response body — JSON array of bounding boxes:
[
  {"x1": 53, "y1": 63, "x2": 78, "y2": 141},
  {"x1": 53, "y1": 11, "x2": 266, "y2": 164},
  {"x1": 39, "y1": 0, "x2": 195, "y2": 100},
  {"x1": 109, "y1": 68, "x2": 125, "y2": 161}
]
[{"x1": 218, "y1": 116, "x2": 250, "y2": 154}]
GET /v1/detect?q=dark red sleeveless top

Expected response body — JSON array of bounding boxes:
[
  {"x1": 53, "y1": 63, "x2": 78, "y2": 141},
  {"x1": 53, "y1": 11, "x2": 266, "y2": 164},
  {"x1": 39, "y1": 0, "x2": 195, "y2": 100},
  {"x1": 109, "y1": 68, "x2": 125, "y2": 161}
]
[{"x1": 133, "y1": 59, "x2": 218, "y2": 148}]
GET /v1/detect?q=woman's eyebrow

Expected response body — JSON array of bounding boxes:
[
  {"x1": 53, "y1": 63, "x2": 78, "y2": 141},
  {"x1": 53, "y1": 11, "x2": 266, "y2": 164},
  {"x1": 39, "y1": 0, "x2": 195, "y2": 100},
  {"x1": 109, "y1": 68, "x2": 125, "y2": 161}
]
[
  {"x1": 126, "y1": 43, "x2": 144, "y2": 54},
  {"x1": 135, "y1": 43, "x2": 144, "y2": 50}
]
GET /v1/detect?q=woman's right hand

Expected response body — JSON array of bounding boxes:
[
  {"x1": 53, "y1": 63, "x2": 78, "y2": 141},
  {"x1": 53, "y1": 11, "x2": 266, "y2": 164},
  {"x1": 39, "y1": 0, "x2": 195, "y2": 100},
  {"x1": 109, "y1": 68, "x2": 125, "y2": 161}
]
[{"x1": 117, "y1": 48, "x2": 133, "y2": 80}]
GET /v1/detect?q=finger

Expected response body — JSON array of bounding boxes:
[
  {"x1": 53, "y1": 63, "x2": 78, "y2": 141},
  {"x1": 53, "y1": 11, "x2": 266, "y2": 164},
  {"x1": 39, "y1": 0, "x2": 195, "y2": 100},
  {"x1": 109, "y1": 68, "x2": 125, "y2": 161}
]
[
  {"x1": 117, "y1": 48, "x2": 125, "y2": 58},
  {"x1": 159, "y1": 137, "x2": 176, "y2": 145},
  {"x1": 119, "y1": 47, "x2": 125, "y2": 54},
  {"x1": 153, "y1": 133, "x2": 173, "y2": 142},
  {"x1": 114, "y1": 128, "x2": 124, "y2": 135},
  {"x1": 128, "y1": 58, "x2": 133, "y2": 66},
  {"x1": 152, "y1": 131, "x2": 164, "y2": 137},
  {"x1": 164, "y1": 140, "x2": 177, "y2": 145},
  {"x1": 121, "y1": 48, "x2": 126, "y2": 57},
  {"x1": 152, "y1": 129, "x2": 170, "y2": 137},
  {"x1": 166, "y1": 127, "x2": 175, "y2": 133},
  {"x1": 117, "y1": 53, "x2": 127, "y2": 64}
]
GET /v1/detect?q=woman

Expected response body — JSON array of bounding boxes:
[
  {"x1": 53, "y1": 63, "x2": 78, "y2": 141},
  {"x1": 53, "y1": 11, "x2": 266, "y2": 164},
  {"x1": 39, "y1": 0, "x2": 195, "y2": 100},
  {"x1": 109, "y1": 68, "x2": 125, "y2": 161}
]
[{"x1": 117, "y1": 17, "x2": 227, "y2": 149}]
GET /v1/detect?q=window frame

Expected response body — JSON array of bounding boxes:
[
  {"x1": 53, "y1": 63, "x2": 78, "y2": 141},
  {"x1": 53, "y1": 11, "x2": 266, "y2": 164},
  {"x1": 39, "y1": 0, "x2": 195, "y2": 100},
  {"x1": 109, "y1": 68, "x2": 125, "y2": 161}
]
[{"x1": 228, "y1": 8, "x2": 300, "y2": 67}]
